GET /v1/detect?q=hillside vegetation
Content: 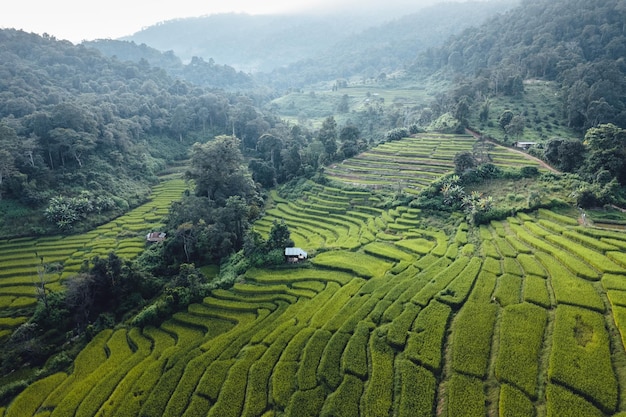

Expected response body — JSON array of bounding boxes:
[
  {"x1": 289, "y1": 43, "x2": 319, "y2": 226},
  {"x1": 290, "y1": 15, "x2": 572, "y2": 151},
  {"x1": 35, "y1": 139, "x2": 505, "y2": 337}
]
[
  {"x1": 2, "y1": 0, "x2": 626, "y2": 415},
  {"x1": 4, "y1": 137, "x2": 626, "y2": 416}
]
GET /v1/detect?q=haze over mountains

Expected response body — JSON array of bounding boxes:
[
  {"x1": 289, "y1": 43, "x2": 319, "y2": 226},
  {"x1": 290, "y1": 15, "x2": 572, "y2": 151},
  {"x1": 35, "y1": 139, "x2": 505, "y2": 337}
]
[{"x1": 112, "y1": 1, "x2": 517, "y2": 76}]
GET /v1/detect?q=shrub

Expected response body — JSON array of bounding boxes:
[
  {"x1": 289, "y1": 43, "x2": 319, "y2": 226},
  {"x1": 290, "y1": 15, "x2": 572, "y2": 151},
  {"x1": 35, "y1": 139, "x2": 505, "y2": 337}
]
[{"x1": 385, "y1": 127, "x2": 410, "y2": 141}]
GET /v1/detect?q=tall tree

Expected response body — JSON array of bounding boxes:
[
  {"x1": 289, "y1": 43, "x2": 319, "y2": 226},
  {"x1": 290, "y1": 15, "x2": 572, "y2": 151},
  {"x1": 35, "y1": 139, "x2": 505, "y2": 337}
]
[
  {"x1": 186, "y1": 135, "x2": 254, "y2": 205},
  {"x1": 584, "y1": 123, "x2": 626, "y2": 183}
]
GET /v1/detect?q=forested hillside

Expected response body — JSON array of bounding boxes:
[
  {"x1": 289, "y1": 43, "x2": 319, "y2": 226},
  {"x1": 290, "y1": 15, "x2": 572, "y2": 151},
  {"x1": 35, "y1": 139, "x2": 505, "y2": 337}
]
[
  {"x1": 257, "y1": 0, "x2": 516, "y2": 88},
  {"x1": 0, "y1": 29, "x2": 269, "y2": 236},
  {"x1": 3, "y1": 0, "x2": 626, "y2": 415},
  {"x1": 121, "y1": 1, "x2": 516, "y2": 83},
  {"x1": 84, "y1": 39, "x2": 255, "y2": 90},
  {"x1": 414, "y1": 0, "x2": 626, "y2": 130}
]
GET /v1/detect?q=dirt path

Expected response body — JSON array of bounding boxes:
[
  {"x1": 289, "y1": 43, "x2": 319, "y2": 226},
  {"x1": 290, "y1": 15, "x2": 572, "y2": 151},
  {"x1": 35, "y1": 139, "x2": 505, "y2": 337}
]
[{"x1": 465, "y1": 128, "x2": 561, "y2": 174}]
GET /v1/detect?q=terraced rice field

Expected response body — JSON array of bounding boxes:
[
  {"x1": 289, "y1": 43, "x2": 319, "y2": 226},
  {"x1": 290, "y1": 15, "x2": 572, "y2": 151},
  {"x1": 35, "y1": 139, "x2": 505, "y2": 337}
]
[
  {"x1": 0, "y1": 178, "x2": 187, "y2": 338},
  {"x1": 325, "y1": 133, "x2": 545, "y2": 193},
  {"x1": 7, "y1": 179, "x2": 626, "y2": 416}
]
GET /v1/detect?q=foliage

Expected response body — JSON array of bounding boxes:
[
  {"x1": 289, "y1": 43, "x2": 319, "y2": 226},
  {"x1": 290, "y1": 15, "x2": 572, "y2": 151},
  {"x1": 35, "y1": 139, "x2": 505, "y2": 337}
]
[
  {"x1": 454, "y1": 152, "x2": 477, "y2": 175},
  {"x1": 414, "y1": 0, "x2": 626, "y2": 131},
  {"x1": 384, "y1": 127, "x2": 410, "y2": 141},
  {"x1": 583, "y1": 124, "x2": 626, "y2": 184},
  {"x1": 44, "y1": 193, "x2": 116, "y2": 231}
]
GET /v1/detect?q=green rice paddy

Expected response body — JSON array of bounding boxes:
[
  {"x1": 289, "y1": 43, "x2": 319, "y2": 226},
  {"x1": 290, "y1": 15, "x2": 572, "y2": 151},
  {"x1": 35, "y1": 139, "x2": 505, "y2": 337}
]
[
  {"x1": 0, "y1": 178, "x2": 187, "y2": 337},
  {"x1": 3, "y1": 135, "x2": 626, "y2": 416}
]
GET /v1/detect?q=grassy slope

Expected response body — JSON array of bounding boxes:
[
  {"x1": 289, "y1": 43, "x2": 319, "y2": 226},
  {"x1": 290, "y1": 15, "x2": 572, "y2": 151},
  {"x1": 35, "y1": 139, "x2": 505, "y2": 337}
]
[{"x1": 469, "y1": 80, "x2": 581, "y2": 144}]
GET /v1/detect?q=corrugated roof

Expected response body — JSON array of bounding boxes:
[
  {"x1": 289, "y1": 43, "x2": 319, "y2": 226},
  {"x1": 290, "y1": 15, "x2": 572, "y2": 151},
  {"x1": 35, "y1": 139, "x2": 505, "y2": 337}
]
[{"x1": 285, "y1": 247, "x2": 307, "y2": 257}]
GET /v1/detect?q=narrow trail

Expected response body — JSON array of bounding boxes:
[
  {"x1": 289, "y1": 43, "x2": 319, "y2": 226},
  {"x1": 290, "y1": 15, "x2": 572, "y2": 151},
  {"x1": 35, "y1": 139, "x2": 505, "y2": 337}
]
[{"x1": 465, "y1": 128, "x2": 561, "y2": 174}]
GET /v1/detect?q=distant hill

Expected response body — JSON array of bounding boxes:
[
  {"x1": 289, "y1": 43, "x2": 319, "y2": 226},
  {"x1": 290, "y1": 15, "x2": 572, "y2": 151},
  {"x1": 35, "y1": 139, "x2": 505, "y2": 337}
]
[
  {"x1": 261, "y1": 0, "x2": 516, "y2": 88},
  {"x1": 84, "y1": 39, "x2": 255, "y2": 90},
  {"x1": 121, "y1": 13, "x2": 373, "y2": 73},
  {"x1": 121, "y1": 1, "x2": 516, "y2": 77}
]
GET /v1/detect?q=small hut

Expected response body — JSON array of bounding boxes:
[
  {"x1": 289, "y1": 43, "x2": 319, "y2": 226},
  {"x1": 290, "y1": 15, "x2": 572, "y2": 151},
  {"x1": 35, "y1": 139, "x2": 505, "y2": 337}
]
[
  {"x1": 146, "y1": 232, "x2": 167, "y2": 243},
  {"x1": 513, "y1": 141, "x2": 536, "y2": 150},
  {"x1": 285, "y1": 247, "x2": 308, "y2": 263}
]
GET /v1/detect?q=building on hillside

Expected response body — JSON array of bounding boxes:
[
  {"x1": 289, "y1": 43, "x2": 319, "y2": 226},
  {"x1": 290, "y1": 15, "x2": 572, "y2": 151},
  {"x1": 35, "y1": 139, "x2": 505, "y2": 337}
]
[
  {"x1": 513, "y1": 141, "x2": 537, "y2": 150},
  {"x1": 285, "y1": 247, "x2": 308, "y2": 263},
  {"x1": 146, "y1": 232, "x2": 167, "y2": 243}
]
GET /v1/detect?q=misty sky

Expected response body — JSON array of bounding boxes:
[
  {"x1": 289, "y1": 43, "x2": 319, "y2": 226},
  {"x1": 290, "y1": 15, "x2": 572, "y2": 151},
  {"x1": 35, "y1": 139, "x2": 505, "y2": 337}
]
[{"x1": 1, "y1": 0, "x2": 447, "y2": 43}]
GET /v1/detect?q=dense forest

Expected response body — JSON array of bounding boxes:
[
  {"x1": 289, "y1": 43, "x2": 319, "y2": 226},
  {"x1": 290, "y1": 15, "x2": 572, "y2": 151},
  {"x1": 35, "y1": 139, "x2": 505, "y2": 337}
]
[
  {"x1": 414, "y1": 0, "x2": 626, "y2": 130},
  {"x1": 0, "y1": 29, "x2": 309, "y2": 236},
  {"x1": 2, "y1": 0, "x2": 626, "y2": 414},
  {"x1": 83, "y1": 40, "x2": 256, "y2": 90}
]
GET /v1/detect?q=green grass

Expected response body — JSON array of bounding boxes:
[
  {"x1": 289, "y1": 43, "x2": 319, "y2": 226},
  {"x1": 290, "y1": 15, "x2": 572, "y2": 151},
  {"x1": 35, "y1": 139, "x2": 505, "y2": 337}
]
[
  {"x1": 405, "y1": 300, "x2": 452, "y2": 373},
  {"x1": 499, "y1": 384, "x2": 535, "y2": 417},
  {"x1": 361, "y1": 328, "x2": 394, "y2": 417},
  {"x1": 446, "y1": 373, "x2": 486, "y2": 417},
  {"x1": 545, "y1": 383, "x2": 604, "y2": 417},
  {"x1": 548, "y1": 305, "x2": 618, "y2": 413},
  {"x1": 451, "y1": 301, "x2": 497, "y2": 378},
  {"x1": 496, "y1": 303, "x2": 548, "y2": 399},
  {"x1": 397, "y1": 361, "x2": 437, "y2": 417},
  {"x1": 310, "y1": 250, "x2": 392, "y2": 278},
  {"x1": 536, "y1": 252, "x2": 605, "y2": 312}
]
